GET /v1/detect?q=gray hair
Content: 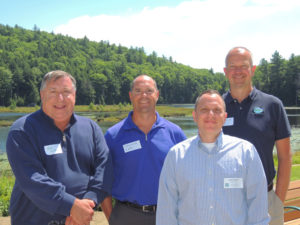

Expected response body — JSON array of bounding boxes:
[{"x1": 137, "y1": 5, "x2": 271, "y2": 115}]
[{"x1": 40, "y1": 70, "x2": 76, "y2": 91}]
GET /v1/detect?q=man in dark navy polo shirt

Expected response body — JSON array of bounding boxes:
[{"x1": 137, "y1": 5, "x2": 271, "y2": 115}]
[
  {"x1": 102, "y1": 75, "x2": 186, "y2": 225},
  {"x1": 222, "y1": 47, "x2": 292, "y2": 225}
]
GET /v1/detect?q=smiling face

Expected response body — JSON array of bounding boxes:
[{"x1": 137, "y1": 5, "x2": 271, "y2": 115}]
[
  {"x1": 40, "y1": 76, "x2": 76, "y2": 131},
  {"x1": 224, "y1": 47, "x2": 256, "y2": 90},
  {"x1": 129, "y1": 75, "x2": 159, "y2": 114},
  {"x1": 193, "y1": 93, "x2": 227, "y2": 142}
]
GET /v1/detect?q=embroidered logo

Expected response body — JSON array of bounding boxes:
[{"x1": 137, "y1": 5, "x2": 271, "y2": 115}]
[{"x1": 253, "y1": 106, "x2": 264, "y2": 114}]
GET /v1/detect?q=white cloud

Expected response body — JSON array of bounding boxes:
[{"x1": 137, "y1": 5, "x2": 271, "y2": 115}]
[{"x1": 54, "y1": 0, "x2": 300, "y2": 72}]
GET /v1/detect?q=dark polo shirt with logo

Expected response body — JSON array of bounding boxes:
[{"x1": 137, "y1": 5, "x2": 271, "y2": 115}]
[{"x1": 222, "y1": 88, "x2": 291, "y2": 185}]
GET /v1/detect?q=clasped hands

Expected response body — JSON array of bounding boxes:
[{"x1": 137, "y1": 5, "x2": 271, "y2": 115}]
[{"x1": 65, "y1": 198, "x2": 95, "y2": 225}]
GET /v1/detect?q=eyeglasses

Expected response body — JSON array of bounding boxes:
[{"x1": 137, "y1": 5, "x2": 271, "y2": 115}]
[
  {"x1": 48, "y1": 90, "x2": 74, "y2": 98},
  {"x1": 132, "y1": 89, "x2": 156, "y2": 96}
]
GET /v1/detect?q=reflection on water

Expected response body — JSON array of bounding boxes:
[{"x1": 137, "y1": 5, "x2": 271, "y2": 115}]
[
  {"x1": 0, "y1": 127, "x2": 10, "y2": 153},
  {"x1": 1, "y1": 108, "x2": 300, "y2": 153}
]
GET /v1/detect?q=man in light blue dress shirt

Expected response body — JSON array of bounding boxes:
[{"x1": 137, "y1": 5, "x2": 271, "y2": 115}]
[{"x1": 156, "y1": 90, "x2": 270, "y2": 225}]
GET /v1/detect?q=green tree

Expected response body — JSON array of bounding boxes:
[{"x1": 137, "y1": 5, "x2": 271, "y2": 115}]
[{"x1": 0, "y1": 66, "x2": 12, "y2": 106}]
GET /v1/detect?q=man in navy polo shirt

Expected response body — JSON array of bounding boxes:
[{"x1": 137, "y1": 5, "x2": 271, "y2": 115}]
[
  {"x1": 102, "y1": 75, "x2": 186, "y2": 225},
  {"x1": 222, "y1": 47, "x2": 292, "y2": 225}
]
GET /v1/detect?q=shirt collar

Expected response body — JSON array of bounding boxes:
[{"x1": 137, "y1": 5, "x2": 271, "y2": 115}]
[
  {"x1": 224, "y1": 87, "x2": 258, "y2": 104},
  {"x1": 40, "y1": 109, "x2": 76, "y2": 129},
  {"x1": 197, "y1": 131, "x2": 224, "y2": 154},
  {"x1": 123, "y1": 111, "x2": 165, "y2": 130}
]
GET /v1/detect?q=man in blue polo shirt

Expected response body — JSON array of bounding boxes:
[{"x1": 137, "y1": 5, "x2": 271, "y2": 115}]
[
  {"x1": 6, "y1": 70, "x2": 113, "y2": 225},
  {"x1": 103, "y1": 75, "x2": 186, "y2": 225},
  {"x1": 222, "y1": 47, "x2": 292, "y2": 225}
]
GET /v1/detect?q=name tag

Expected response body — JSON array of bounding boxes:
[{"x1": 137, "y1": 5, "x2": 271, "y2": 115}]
[
  {"x1": 44, "y1": 144, "x2": 63, "y2": 155},
  {"x1": 224, "y1": 178, "x2": 243, "y2": 188},
  {"x1": 123, "y1": 140, "x2": 142, "y2": 153},
  {"x1": 223, "y1": 117, "x2": 234, "y2": 126}
]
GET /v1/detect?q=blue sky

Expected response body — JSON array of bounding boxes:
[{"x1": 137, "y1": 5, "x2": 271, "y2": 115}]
[{"x1": 1, "y1": 0, "x2": 300, "y2": 72}]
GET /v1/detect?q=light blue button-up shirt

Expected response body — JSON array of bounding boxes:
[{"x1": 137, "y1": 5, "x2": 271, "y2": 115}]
[{"x1": 156, "y1": 132, "x2": 270, "y2": 225}]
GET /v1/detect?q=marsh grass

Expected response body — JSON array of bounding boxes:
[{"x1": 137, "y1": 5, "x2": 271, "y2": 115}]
[{"x1": 0, "y1": 105, "x2": 193, "y2": 126}]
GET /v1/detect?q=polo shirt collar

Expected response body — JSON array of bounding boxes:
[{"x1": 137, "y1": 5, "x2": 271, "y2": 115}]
[
  {"x1": 123, "y1": 111, "x2": 165, "y2": 130},
  {"x1": 225, "y1": 87, "x2": 258, "y2": 104},
  {"x1": 39, "y1": 109, "x2": 77, "y2": 129}
]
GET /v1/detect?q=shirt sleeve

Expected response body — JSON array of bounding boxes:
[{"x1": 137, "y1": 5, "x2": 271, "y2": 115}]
[
  {"x1": 156, "y1": 150, "x2": 179, "y2": 225},
  {"x1": 245, "y1": 144, "x2": 270, "y2": 225},
  {"x1": 83, "y1": 123, "x2": 113, "y2": 205},
  {"x1": 274, "y1": 99, "x2": 291, "y2": 140},
  {"x1": 6, "y1": 130, "x2": 75, "y2": 216},
  {"x1": 176, "y1": 129, "x2": 187, "y2": 143}
]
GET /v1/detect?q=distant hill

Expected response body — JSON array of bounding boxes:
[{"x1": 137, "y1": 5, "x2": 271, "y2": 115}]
[
  {"x1": 0, "y1": 24, "x2": 227, "y2": 106},
  {"x1": 0, "y1": 24, "x2": 299, "y2": 106}
]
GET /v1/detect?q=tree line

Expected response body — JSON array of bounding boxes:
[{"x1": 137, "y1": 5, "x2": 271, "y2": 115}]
[{"x1": 0, "y1": 24, "x2": 299, "y2": 106}]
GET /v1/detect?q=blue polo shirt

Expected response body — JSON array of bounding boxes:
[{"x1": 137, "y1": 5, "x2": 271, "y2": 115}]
[
  {"x1": 222, "y1": 88, "x2": 291, "y2": 185},
  {"x1": 6, "y1": 109, "x2": 113, "y2": 225},
  {"x1": 105, "y1": 111, "x2": 186, "y2": 205}
]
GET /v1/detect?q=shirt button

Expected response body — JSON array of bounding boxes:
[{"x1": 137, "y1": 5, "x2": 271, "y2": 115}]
[
  {"x1": 209, "y1": 188, "x2": 213, "y2": 192},
  {"x1": 240, "y1": 106, "x2": 242, "y2": 110},
  {"x1": 210, "y1": 205, "x2": 214, "y2": 209}
]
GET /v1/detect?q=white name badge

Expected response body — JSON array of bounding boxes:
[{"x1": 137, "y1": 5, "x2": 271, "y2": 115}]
[
  {"x1": 123, "y1": 140, "x2": 142, "y2": 153},
  {"x1": 224, "y1": 178, "x2": 243, "y2": 189},
  {"x1": 44, "y1": 144, "x2": 63, "y2": 155},
  {"x1": 223, "y1": 117, "x2": 234, "y2": 126}
]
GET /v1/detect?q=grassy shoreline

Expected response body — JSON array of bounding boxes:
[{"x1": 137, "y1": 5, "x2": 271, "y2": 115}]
[{"x1": 0, "y1": 105, "x2": 193, "y2": 126}]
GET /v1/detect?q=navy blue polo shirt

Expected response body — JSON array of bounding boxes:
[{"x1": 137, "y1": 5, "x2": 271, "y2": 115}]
[{"x1": 223, "y1": 88, "x2": 291, "y2": 185}]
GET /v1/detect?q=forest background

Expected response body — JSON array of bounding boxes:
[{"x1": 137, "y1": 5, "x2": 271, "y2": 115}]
[{"x1": 1, "y1": 24, "x2": 300, "y2": 107}]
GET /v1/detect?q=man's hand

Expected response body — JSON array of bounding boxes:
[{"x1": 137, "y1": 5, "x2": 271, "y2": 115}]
[
  {"x1": 69, "y1": 198, "x2": 95, "y2": 225},
  {"x1": 65, "y1": 216, "x2": 80, "y2": 225}
]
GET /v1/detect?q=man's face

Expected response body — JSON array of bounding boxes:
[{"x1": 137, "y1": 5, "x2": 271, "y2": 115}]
[
  {"x1": 193, "y1": 93, "x2": 227, "y2": 141},
  {"x1": 129, "y1": 76, "x2": 159, "y2": 114},
  {"x1": 224, "y1": 49, "x2": 256, "y2": 89},
  {"x1": 40, "y1": 76, "x2": 76, "y2": 129}
]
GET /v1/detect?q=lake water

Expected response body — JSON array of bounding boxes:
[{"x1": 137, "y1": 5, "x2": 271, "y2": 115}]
[{"x1": 1, "y1": 108, "x2": 300, "y2": 153}]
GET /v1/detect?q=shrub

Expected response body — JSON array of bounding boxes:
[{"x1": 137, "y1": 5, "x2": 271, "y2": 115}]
[{"x1": 0, "y1": 176, "x2": 14, "y2": 216}]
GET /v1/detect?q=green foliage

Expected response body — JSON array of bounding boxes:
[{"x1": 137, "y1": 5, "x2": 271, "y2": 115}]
[
  {"x1": 291, "y1": 166, "x2": 300, "y2": 181},
  {"x1": 88, "y1": 102, "x2": 96, "y2": 111},
  {"x1": 0, "y1": 154, "x2": 14, "y2": 216},
  {"x1": 1, "y1": 24, "x2": 300, "y2": 107},
  {"x1": 0, "y1": 24, "x2": 227, "y2": 106},
  {"x1": 254, "y1": 53, "x2": 300, "y2": 106},
  {"x1": 0, "y1": 175, "x2": 14, "y2": 216},
  {"x1": 9, "y1": 99, "x2": 16, "y2": 110}
]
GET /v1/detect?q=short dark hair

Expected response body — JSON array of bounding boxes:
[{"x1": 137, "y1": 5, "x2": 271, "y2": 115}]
[
  {"x1": 40, "y1": 70, "x2": 76, "y2": 91},
  {"x1": 194, "y1": 89, "x2": 225, "y2": 111}
]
